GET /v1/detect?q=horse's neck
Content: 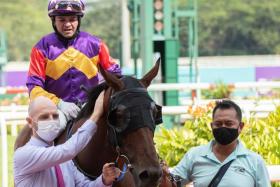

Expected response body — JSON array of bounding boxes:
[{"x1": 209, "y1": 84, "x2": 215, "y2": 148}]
[
  {"x1": 75, "y1": 117, "x2": 117, "y2": 176},
  {"x1": 87, "y1": 117, "x2": 116, "y2": 158},
  {"x1": 57, "y1": 117, "x2": 116, "y2": 170}
]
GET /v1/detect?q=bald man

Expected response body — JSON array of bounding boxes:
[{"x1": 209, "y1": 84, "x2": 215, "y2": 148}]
[{"x1": 14, "y1": 94, "x2": 120, "y2": 187}]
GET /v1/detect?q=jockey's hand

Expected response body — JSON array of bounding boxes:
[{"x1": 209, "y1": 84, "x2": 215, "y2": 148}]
[
  {"x1": 102, "y1": 163, "x2": 120, "y2": 185},
  {"x1": 57, "y1": 100, "x2": 80, "y2": 120}
]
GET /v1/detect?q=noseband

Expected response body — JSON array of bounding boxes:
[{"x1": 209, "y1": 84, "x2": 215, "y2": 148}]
[{"x1": 66, "y1": 86, "x2": 162, "y2": 181}]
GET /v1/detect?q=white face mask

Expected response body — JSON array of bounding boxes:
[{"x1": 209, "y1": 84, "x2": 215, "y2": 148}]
[{"x1": 35, "y1": 120, "x2": 61, "y2": 142}]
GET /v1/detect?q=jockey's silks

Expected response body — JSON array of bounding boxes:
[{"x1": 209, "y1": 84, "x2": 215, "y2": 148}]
[{"x1": 27, "y1": 31, "x2": 121, "y2": 104}]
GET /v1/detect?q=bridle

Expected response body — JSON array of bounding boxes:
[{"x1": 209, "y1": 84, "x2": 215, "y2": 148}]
[
  {"x1": 113, "y1": 146, "x2": 133, "y2": 182},
  {"x1": 66, "y1": 84, "x2": 162, "y2": 181},
  {"x1": 107, "y1": 87, "x2": 162, "y2": 147},
  {"x1": 105, "y1": 86, "x2": 162, "y2": 181}
]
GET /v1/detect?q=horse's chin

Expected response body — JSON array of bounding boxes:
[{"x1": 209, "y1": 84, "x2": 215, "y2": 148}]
[
  {"x1": 135, "y1": 182, "x2": 161, "y2": 187},
  {"x1": 142, "y1": 182, "x2": 161, "y2": 187},
  {"x1": 131, "y1": 171, "x2": 161, "y2": 187}
]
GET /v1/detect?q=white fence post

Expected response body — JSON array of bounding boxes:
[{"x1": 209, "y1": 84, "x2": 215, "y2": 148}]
[
  {"x1": 11, "y1": 103, "x2": 18, "y2": 136},
  {"x1": 1, "y1": 116, "x2": 8, "y2": 187}
]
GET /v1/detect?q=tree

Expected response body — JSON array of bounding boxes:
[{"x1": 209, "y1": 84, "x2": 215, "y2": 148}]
[
  {"x1": 197, "y1": 0, "x2": 280, "y2": 56},
  {"x1": 0, "y1": 0, "x2": 121, "y2": 61},
  {"x1": 82, "y1": 0, "x2": 121, "y2": 58},
  {"x1": 1, "y1": 0, "x2": 280, "y2": 61},
  {"x1": 0, "y1": 0, "x2": 50, "y2": 61}
]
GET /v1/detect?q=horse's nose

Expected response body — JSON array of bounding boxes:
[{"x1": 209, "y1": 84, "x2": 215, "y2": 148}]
[{"x1": 138, "y1": 166, "x2": 162, "y2": 185}]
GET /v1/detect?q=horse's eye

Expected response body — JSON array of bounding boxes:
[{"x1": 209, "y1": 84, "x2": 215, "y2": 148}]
[
  {"x1": 116, "y1": 105, "x2": 126, "y2": 116},
  {"x1": 108, "y1": 105, "x2": 126, "y2": 126},
  {"x1": 114, "y1": 105, "x2": 130, "y2": 131}
]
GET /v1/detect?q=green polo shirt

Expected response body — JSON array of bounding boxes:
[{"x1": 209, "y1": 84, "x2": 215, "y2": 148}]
[{"x1": 171, "y1": 140, "x2": 271, "y2": 187}]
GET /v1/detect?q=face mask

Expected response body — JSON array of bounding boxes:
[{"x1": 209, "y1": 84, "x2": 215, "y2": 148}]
[
  {"x1": 212, "y1": 127, "x2": 239, "y2": 145},
  {"x1": 35, "y1": 120, "x2": 61, "y2": 142}
]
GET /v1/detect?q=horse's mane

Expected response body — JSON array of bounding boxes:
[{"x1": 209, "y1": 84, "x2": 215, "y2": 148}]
[{"x1": 75, "y1": 82, "x2": 108, "y2": 121}]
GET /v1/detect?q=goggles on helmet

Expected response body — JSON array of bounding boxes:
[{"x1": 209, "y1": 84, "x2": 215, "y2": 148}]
[
  {"x1": 54, "y1": 1, "x2": 83, "y2": 12},
  {"x1": 48, "y1": 0, "x2": 85, "y2": 17}
]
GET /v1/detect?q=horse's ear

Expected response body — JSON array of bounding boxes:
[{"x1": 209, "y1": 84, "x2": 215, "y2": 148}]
[
  {"x1": 98, "y1": 64, "x2": 124, "y2": 91},
  {"x1": 140, "y1": 58, "x2": 160, "y2": 88}
]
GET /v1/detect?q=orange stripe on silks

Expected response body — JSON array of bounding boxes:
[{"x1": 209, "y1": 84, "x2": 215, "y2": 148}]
[
  {"x1": 28, "y1": 48, "x2": 46, "y2": 79},
  {"x1": 30, "y1": 86, "x2": 60, "y2": 104},
  {"x1": 98, "y1": 42, "x2": 116, "y2": 70}
]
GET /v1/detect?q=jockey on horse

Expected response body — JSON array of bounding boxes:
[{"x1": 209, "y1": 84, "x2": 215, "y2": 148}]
[
  {"x1": 17, "y1": 0, "x2": 121, "y2": 148},
  {"x1": 15, "y1": 1, "x2": 179, "y2": 186}
]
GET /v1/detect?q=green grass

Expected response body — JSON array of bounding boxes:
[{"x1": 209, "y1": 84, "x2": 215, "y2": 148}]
[{"x1": 0, "y1": 135, "x2": 17, "y2": 187}]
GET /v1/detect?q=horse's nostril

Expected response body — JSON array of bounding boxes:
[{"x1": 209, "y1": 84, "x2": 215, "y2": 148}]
[
  {"x1": 139, "y1": 170, "x2": 149, "y2": 180},
  {"x1": 139, "y1": 168, "x2": 162, "y2": 182}
]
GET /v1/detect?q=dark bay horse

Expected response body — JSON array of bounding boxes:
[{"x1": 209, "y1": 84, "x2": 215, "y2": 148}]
[
  {"x1": 56, "y1": 59, "x2": 169, "y2": 187},
  {"x1": 14, "y1": 59, "x2": 177, "y2": 187}
]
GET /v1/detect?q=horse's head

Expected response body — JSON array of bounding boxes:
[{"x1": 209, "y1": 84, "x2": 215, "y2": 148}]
[{"x1": 100, "y1": 59, "x2": 163, "y2": 187}]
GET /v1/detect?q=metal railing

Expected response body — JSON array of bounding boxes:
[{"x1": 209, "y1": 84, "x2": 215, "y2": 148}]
[
  {"x1": 1, "y1": 81, "x2": 280, "y2": 186},
  {"x1": 1, "y1": 104, "x2": 280, "y2": 186}
]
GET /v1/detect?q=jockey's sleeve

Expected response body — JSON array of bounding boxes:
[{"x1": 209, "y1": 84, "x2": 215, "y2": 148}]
[
  {"x1": 26, "y1": 47, "x2": 60, "y2": 104},
  {"x1": 98, "y1": 41, "x2": 122, "y2": 76},
  {"x1": 14, "y1": 119, "x2": 97, "y2": 174}
]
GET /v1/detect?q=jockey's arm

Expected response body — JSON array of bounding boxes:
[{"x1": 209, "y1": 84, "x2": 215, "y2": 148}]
[
  {"x1": 27, "y1": 47, "x2": 60, "y2": 104},
  {"x1": 27, "y1": 47, "x2": 80, "y2": 120}
]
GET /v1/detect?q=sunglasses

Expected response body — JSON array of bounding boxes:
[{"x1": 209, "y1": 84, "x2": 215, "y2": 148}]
[{"x1": 54, "y1": 1, "x2": 83, "y2": 12}]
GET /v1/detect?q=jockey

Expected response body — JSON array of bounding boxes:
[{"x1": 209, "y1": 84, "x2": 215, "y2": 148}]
[{"x1": 26, "y1": 0, "x2": 121, "y2": 130}]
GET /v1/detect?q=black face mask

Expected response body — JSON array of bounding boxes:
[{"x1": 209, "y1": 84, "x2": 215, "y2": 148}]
[{"x1": 212, "y1": 127, "x2": 239, "y2": 145}]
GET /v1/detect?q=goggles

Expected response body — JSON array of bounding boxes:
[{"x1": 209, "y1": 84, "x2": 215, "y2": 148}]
[{"x1": 54, "y1": 1, "x2": 83, "y2": 12}]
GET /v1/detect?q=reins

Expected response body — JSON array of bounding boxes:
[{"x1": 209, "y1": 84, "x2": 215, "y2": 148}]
[{"x1": 65, "y1": 86, "x2": 133, "y2": 181}]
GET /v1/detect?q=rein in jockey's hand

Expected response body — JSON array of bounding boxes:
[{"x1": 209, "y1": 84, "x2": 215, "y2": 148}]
[{"x1": 57, "y1": 100, "x2": 81, "y2": 120}]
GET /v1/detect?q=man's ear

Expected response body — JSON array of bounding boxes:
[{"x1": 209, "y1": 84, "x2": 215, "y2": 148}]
[
  {"x1": 210, "y1": 122, "x2": 214, "y2": 129},
  {"x1": 26, "y1": 117, "x2": 33, "y2": 128},
  {"x1": 239, "y1": 122, "x2": 245, "y2": 132}
]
